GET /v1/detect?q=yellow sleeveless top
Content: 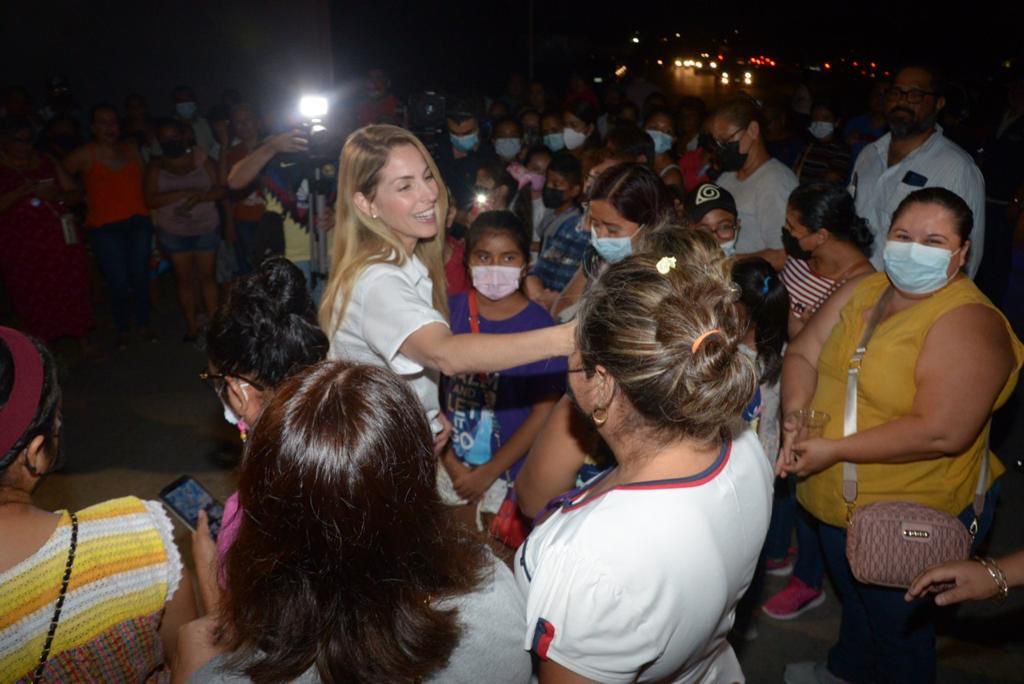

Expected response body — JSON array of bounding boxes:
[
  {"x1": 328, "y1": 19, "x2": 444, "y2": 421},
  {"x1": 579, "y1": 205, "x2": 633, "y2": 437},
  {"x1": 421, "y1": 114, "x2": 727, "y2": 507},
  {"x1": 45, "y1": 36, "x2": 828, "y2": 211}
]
[{"x1": 797, "y1": 273, "x2": 1024, "y2": 528}]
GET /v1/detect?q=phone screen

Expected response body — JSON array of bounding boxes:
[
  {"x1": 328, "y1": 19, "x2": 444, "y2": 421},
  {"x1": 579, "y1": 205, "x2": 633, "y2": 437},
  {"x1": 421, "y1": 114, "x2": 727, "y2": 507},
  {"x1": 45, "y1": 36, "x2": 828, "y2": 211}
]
[{"x1": 159, "y1": 476, "x2": 224, "y2": 539}]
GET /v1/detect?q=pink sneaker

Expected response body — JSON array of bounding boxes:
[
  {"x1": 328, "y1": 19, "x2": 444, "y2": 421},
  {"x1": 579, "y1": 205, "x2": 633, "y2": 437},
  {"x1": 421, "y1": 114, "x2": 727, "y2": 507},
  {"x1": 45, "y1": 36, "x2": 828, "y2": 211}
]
[
  {"x1": 764, "y1": 556, "x2": 794, "y2": 576},
  {"x1": 762, "y1": 576, "x2": 825, "y2": 620}
]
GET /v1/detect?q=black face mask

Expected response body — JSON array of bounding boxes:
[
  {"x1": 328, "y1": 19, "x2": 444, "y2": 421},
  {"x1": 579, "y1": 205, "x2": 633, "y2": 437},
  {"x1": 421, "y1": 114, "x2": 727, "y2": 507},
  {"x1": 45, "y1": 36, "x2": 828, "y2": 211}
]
[
  {"x1": 714, "y1": 140, "x2": 748, "y2": 173},
  {"x1": 782, "y1": 228, "x2": 814, "y2": 261},
  {"x1": 542, "y1": 187, "x2": 566, "y2": 209},
  {"x1": 161, "y1": 140, "x2": 190, "y2": 159}
]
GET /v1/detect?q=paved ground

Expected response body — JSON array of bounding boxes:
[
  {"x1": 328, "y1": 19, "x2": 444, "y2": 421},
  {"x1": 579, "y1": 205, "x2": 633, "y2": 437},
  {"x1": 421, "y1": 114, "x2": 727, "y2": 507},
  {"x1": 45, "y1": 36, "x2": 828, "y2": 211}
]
[{"x1": 14, "y1": 265, "x2": 1024, "y2": 683}]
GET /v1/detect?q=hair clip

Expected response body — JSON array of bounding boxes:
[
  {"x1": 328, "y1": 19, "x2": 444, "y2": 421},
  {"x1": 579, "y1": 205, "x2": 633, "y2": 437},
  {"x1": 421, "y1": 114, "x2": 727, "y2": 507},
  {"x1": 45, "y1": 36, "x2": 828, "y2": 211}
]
[
  {"x1": 656, "y1": 256, "x2": 677, "y2": 274},
  {"x1": 691, "y1": 329, "x2": 723, "y2": 354},
  {"x1": 761, "y1": 275, "x2": 772, "y2": 295}
]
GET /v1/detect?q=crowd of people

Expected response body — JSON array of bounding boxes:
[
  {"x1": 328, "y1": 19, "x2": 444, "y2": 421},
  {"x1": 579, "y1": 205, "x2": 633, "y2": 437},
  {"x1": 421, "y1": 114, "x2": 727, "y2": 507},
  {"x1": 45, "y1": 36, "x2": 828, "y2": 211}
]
[{"x1": 1, "y1": 59, "x2": 1024, "y2": 683}]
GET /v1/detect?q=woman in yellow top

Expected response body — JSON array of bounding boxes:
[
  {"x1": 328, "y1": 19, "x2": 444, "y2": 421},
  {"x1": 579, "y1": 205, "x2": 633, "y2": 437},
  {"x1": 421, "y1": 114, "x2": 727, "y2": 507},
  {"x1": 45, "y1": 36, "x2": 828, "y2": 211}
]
[{"x1": 776, "y1": 187, "x2": 1024, "y2": 684}]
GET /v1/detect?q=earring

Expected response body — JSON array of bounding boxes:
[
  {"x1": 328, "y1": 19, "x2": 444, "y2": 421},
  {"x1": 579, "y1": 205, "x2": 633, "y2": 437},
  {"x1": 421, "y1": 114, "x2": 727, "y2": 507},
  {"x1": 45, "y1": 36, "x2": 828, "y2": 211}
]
[
  {"x1": 592, "y1": 406, "x2": 608, "y2": 427},
  {"x1": 238, "y1": 419, "x2": 249, "y2": 443}
]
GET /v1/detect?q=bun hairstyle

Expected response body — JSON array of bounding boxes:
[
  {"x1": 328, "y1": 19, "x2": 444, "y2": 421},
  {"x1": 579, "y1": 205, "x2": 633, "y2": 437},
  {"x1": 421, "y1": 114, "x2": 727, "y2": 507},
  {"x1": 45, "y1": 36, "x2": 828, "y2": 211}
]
[
  {"x1": 787, "y1": 183, "x2": 874, "y2": 256},
  {"x1": 576, "y1": 251, "x2": 758, "y2": 445},
  {"x1": 206, "y1": 257, "x2": 329, "y2": 389},
  {"x1": 0, "y1": 334, "x2": 60, "y2": 472}
]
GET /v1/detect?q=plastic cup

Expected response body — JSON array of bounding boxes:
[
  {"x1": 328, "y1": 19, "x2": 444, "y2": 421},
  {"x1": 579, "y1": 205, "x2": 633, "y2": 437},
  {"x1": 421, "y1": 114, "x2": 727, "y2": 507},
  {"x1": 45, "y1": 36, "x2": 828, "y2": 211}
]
[{"x1": 793, "y1": 409, "x2": 830, "y2": 440}]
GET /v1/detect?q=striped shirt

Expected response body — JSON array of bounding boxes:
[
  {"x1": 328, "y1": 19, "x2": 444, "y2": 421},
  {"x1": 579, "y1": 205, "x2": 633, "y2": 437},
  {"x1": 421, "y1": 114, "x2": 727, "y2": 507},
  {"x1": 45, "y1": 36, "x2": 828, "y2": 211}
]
[
  {"x1": 780, "y1": 256, "x2": 841, "y2": 320},
  {"x1": 0, "y1": 497, "x2": 181, "y2": 683},
  {"x1": 849, "y1": 127, "x2": 985, "y2": 276},
  {"x1": 531, "y1": 208, "x2": 587, "y2": 292}
]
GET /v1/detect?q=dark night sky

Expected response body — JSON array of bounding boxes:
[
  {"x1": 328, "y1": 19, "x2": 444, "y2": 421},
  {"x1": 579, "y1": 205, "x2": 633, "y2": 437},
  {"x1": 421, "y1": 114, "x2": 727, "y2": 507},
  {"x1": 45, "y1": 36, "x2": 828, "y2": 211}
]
[{"x1": 330, "y1": 2, "x2": 1024, "y2": 95}]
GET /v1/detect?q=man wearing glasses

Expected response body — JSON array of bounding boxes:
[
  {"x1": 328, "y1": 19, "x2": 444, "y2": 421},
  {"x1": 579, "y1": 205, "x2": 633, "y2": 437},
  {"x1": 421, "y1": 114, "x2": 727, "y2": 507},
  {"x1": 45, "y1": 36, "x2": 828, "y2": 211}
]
[{"x1": 849, "y1": 63, "x2": 985, "y2": 276}]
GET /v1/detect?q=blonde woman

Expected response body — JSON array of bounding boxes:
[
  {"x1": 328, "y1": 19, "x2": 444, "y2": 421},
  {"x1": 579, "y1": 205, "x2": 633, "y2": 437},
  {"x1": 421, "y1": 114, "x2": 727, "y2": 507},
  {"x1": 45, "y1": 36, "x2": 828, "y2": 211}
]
[{"x1": 320, "y1": 125, "x2": 573, "y2": 453}]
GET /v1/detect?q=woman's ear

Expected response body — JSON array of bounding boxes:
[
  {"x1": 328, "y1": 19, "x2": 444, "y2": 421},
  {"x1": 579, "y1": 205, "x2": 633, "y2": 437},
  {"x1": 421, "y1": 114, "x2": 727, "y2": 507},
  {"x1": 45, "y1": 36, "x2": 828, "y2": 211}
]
[
  {"x1": 24, "y1": 434, "x2": 52, "y2": 477},
  {"x1": 592, "y1": 364, "x2": 617, "y2": 408},
  {"x1": 353, "y1": 192, "x2": 375, "y2": 219},
  {"x1": 957, "y1": 239, "x2": 970, "y2": 272}
]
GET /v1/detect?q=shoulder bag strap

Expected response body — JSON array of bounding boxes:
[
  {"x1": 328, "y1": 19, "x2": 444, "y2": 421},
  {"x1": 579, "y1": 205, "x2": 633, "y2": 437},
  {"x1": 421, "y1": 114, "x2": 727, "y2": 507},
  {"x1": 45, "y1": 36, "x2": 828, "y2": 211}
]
[
  {"x1": 31, "y1": 511, "x2": 79, "y2": 684},
  {"x1": 841, "y1": 287, "x2": 893, "y2": 508}
]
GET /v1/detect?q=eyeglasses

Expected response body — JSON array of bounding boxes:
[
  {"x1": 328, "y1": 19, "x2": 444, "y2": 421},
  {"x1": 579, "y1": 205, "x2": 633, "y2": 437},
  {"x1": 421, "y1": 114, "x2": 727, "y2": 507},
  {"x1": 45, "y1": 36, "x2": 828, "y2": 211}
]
[
  {"x1": 697, "y1": 221, "x2": 738, "y2": 239},
  {"x1": 709, "y1": 127, "x2": 745, "y2": 151},
  {"x1": 884, "y1": 86, "x2": 938, "y2": 104},
  {"x1": 199, "y1": 370, "x2": 265, "y2": 393}
]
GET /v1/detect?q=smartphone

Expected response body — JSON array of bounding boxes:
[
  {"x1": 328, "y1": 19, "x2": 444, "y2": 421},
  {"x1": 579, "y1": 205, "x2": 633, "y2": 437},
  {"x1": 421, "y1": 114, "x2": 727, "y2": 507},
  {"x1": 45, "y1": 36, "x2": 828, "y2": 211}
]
[{"x1": 159, "y1": 475, "x2": 224, "y2": 539}]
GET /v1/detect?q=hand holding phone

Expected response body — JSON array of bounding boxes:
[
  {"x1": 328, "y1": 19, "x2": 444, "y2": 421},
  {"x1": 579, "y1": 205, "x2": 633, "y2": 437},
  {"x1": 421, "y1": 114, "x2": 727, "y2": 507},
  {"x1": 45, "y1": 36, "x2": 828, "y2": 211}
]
[{"x1": 159, "y1": 475, "x2": 224, "y2": 539}]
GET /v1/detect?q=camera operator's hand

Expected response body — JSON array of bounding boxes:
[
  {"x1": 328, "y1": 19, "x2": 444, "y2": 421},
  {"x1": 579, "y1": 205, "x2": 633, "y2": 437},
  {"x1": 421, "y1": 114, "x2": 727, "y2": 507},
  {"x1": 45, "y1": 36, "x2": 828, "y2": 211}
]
[{"x1": 269, "y1": 129, "x2": 309, "y2": 154}]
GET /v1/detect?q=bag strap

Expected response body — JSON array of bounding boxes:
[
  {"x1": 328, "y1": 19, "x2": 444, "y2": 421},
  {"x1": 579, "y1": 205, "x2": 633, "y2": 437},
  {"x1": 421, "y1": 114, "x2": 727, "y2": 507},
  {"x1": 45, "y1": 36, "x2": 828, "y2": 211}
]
[
  {"x1": 841, "y1": 288, "x2": 990, "y2": 532},
  {"x1": 31, "y1": 511, "x2": 79, "y2": 684}
]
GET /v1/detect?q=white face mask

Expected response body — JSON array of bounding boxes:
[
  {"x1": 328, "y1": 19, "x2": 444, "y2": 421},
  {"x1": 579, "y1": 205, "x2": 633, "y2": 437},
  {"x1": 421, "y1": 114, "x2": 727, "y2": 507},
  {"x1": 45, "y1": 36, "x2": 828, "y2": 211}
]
[
  {"x1": 882, "y1": 240, "x2": 961, "y2": 295},
  {"x1": 720, "y1": 237, "x2": 738, "y2": 257},
  {"x1": 222, "y1": 402, "x2": 241, "y2": 426},
  {"x1": 808, "y1": 121, "x2": 835, "y2": 140},
  {"x1": 563, "y1": 127, "x2": 588, "y2": 151}
]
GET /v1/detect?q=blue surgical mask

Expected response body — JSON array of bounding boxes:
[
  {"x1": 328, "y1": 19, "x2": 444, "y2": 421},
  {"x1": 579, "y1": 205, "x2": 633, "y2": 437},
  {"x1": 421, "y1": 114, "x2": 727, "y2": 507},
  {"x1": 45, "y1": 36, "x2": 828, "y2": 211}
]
[
  {"x1": 175, "y1": 101, "x2": 197, "y2": 120},
  {"x1": 494, "y1": 137, "x2": 522, "y2": 161},
  {"x1": 647, "y1": 129, "x2": 675, "y2": 155},
  {"x1": 543, "y1": 132, "x2": 565, "y2": 152},
  {"x1": 882, "y1": 240, "x2": 961, "y2": 295},
  {"x1": 450, "y1": 131, "x2": 479, "y2": 153},
  {"x1": 590, "y1": 229, "x2": 634, "y2": 264}
]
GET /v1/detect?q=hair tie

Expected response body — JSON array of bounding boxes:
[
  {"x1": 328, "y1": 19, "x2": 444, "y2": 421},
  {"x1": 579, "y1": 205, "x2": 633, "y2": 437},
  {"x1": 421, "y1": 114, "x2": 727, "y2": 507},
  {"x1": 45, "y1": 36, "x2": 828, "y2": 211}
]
[
  {"x1": 761, "y1": 275, "x2": 772, "y2": 295},
  {"x1": 0, "y1": 327, "x2": 44, "y2": 463},
  {"x1": 656, "y1": 256, "x2": 677, "y2": 274},
  {"x1": 691, "y1": 329, "x2": 723, "y2": 354}
]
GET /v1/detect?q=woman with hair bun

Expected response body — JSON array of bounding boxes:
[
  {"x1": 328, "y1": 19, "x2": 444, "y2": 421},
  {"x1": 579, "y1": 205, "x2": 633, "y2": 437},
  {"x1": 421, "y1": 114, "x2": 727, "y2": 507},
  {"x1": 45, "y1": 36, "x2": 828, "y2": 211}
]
[
  {"x1": 779, "y1": 183, "x2": 875, "y2": 338},
  {"x1": 191, "y1": 257, "x2": 329, "y2": 612},
  {"x1": 515, "y1": 251, "x2": 773, "y2": 683}
]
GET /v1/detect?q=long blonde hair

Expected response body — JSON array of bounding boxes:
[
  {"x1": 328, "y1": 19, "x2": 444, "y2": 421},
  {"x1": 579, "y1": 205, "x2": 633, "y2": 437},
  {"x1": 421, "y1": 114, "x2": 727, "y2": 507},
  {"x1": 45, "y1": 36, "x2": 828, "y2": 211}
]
[{"x1": 319, "y1": 125, "x2": 449, "y2": 334}]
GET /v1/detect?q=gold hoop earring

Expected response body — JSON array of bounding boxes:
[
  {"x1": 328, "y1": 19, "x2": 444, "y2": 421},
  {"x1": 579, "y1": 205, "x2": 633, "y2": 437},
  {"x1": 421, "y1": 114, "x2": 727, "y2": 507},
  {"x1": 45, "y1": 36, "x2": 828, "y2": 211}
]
[{"x1": 592, "y1": 406, "x2": 608, "y2": 427}]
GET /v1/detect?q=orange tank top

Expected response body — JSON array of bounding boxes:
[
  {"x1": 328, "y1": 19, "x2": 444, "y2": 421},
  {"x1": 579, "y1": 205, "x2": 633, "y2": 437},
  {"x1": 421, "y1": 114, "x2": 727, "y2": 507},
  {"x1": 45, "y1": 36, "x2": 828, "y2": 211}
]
[{"x1": 83, "y1": 144, "x2": 149, "y2": 228}]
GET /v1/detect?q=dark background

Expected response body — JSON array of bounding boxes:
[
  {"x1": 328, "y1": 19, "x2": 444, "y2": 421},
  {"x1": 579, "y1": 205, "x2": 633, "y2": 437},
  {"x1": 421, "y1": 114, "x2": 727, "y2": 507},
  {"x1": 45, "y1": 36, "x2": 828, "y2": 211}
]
[{"x1": 3, "y1": 1, "x2": 1022, "y2": 125}]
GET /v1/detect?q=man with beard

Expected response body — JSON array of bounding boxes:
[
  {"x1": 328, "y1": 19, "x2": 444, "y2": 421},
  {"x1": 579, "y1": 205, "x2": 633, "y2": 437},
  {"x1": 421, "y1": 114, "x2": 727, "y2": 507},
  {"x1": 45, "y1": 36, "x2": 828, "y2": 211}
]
[{"x1": 850, "y1": 63, "x2": 985, "y2": 276}]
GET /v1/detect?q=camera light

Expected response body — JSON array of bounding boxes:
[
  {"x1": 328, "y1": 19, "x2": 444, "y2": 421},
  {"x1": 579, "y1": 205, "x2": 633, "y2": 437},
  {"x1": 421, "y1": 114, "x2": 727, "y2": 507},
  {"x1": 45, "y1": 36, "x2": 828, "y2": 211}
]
[
  {"x1": 299, "y1": 95, "x2": 329, "y2": 120},
  {"x1": 475, "y1": 192, "x2": 488, "y2": 206}
]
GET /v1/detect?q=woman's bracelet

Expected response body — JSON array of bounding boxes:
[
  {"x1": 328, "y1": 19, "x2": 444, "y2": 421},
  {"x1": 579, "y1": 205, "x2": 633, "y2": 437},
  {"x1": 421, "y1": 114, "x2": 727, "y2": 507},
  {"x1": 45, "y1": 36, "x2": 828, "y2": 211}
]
[{"x1": 976, "y1": 556, "x2": 1009, "y2": 601}]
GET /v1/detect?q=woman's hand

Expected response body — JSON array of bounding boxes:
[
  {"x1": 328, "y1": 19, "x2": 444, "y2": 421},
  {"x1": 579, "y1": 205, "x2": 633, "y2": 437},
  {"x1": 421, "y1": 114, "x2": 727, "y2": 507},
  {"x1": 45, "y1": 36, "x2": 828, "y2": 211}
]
[
  {"x1": 778, "y1": 437, "x2": 839, "y2": 478},
  {"x1": 905, "y1": 560, "x2": 999, "y2": 606},
  {"x1": 269, "y1": 129, "x2": 309, "y2": 154},
  {"x1": 775, "y1": 412, "x2": 801, "y2": 477},
  {"x1": 192, "y1": 509, "x2": 222, "y2": 614},
  {"x1": 452, "y1": 463, "x2": 499, "y2": 502}
]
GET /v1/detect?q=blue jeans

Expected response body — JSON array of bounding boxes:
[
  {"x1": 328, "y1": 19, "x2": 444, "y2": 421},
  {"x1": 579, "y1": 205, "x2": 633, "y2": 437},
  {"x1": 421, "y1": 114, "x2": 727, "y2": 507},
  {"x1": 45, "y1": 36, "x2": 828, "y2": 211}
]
[
  {"x1": 90, "y1": 215, "x2": 153, "y2": 332},
  {"x1": 764, "y1": 478, "x2": 827, "y2": 588},
  {"x1": 819, "y1": 481, "x2": 1000, "y2": 684}
]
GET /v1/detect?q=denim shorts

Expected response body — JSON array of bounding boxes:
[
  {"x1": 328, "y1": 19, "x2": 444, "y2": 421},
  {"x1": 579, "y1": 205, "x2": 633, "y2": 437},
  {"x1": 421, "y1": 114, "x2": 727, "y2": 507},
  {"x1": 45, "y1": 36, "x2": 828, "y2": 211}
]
[{"x1": 158, "y1": 229, "x2": 219, "y2": 254}]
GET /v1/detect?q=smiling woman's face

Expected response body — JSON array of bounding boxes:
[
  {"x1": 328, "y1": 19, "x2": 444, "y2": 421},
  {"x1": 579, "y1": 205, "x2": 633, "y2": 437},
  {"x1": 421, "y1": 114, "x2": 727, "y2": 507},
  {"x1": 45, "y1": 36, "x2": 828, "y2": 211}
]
[{"x1": 364, "y1": 144, "x2": 440, "y2": 253}]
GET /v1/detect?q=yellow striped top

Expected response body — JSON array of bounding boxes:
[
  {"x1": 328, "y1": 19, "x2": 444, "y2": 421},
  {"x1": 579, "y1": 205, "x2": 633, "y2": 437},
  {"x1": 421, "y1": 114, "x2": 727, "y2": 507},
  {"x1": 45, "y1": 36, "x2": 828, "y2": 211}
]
[{"x1": 0, "y1": 496, "x2": 182, "y2": 682}]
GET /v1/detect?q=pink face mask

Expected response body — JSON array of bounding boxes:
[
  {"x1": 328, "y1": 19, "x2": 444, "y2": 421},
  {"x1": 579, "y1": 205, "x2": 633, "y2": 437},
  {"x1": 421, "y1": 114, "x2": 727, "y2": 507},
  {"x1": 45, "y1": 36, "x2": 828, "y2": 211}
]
[{"x1": 471, "y1": 265, "x2": 522, "y2": 301}]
